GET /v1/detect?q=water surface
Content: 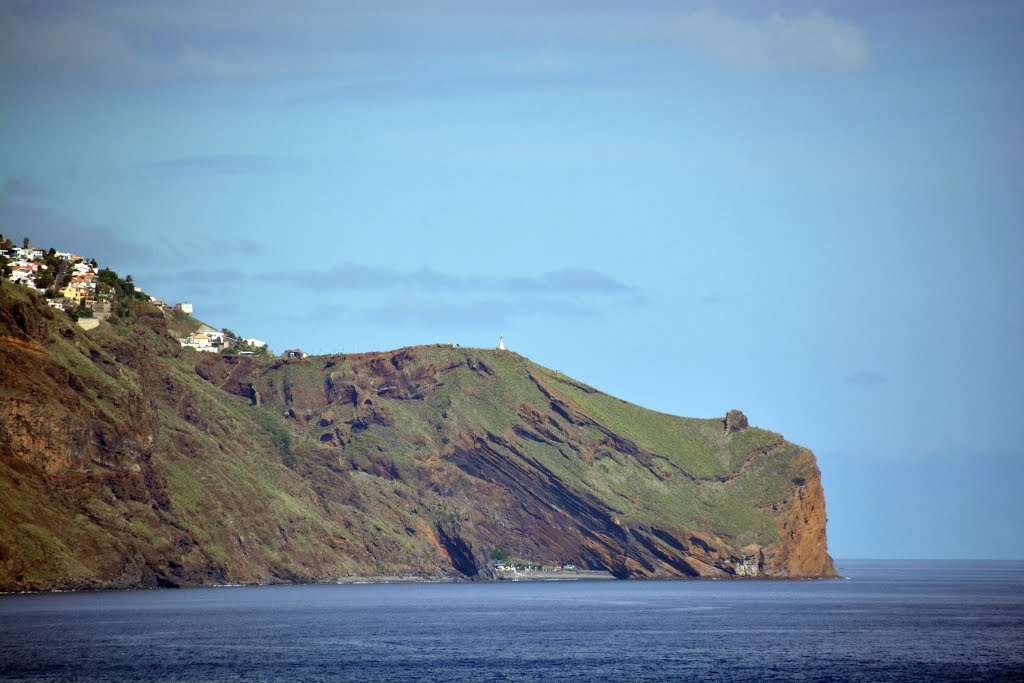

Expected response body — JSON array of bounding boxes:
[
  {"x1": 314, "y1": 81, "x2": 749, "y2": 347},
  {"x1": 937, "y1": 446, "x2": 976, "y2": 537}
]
[{"x1": 2, "y1": 560, "x2": 1022, "y2": 682}]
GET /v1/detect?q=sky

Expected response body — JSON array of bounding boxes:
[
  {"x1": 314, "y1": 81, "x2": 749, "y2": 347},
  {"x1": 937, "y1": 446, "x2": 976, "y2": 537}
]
[{"x1": 2, "y1": 0, "x2": 1021, "y2": 560}]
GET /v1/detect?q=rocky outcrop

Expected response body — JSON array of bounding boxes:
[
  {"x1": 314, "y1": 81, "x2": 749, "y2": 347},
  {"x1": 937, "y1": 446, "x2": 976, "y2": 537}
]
[{"x1": 725, "y1": 409, "x2": 749, "y2": 432}]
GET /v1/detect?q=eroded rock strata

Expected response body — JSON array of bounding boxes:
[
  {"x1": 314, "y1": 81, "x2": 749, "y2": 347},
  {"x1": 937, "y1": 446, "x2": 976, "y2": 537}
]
[{"x1": 0, "y1": 285, "x2": 835, "y2": 591}]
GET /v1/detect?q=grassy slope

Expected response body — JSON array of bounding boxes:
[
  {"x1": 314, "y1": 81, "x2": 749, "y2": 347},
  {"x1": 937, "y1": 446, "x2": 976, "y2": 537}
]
[
  {"x1": 1, "y1": 282, "x2": 822, "y2": 588},
  {"x1": 0, "y1": 285, "x2": 383, "y2": 588},
  {"x1": 275, "y1": 347, "x2": 816, "y2": 551}
]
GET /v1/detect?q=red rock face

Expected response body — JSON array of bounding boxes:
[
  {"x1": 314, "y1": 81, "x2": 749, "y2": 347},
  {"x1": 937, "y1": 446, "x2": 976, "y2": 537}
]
[
  {"x1": 0, "y1": 285, "x2": 835, "y2": 591},
  {"x1": 763, "y1": 462, "x2": 836, "y2": 578}
]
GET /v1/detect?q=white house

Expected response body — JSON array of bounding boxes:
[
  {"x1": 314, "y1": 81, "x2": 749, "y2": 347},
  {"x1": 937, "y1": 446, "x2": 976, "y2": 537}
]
[
  {"x1": 15, "y1": 248, "x2": 44, "y2": 260},
  {"x1": 10, "y1": 267, "x2": 35, "y2": 286},
  {"x1": 10, "y1": 266, "x2": 41, "y2": 290},
  {"x1": 179, "y1": 332, "x2": 217, "y2": 353}
]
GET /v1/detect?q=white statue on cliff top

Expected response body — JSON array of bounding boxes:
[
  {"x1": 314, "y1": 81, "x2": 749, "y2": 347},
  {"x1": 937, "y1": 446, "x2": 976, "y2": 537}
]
[{"x1": 498, "y1": 335, "x2": 506, "y2": 351}]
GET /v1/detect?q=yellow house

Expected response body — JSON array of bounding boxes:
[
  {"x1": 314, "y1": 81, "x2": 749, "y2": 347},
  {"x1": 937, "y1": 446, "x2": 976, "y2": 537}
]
[
  {"x1": 190, "y1": 333, "x2": 212, "y2": 349},
  {"x1": 61, "y1": 284, "x2": 89, "y2": 303}
]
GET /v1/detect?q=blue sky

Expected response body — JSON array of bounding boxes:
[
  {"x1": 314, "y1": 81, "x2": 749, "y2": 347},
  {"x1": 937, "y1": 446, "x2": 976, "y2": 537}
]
[{"x1": 2, "y1": 0, "x2": 1021, "y2": 559}]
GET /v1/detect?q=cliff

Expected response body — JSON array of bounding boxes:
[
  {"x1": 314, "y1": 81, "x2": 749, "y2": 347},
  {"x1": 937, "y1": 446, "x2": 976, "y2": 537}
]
[{"x1": 0, "y1": 283, "x2": 835, "y2": 590}]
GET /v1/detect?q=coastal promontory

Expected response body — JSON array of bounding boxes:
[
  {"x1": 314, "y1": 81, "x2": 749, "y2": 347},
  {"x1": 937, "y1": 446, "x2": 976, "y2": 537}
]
[{"x1": 0, "y1": 279, "x2": 834, "y2": 591}]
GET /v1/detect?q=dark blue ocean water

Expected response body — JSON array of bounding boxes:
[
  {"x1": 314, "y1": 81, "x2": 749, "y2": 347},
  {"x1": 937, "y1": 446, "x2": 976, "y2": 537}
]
[{"x1": 1, "y1": 560, "x2": 1022, "y2": 682}]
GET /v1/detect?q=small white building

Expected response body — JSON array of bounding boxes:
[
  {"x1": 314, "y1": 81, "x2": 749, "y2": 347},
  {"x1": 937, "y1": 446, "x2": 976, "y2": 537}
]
[
  {"x1": 16, "y1": 248, "x2": 44, "y2": 260},
  {"x1": 244, "y1": 338, "x2": 267, "y2": 349},
  {"x1": 10, "y1": 267, "x2": 36, "y2": 286},
  {"x1": 179, "y1": 332, "x2": 217, "y2": 353}
]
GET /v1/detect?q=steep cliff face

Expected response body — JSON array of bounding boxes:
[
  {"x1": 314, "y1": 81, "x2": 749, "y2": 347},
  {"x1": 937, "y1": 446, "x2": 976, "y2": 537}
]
[{"x1": 0, "y1": 283, "x2": 835, "y2": 591}]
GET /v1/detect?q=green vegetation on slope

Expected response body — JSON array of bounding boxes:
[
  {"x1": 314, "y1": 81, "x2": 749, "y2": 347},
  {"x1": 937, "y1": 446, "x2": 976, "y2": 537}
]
[
  {"x1": 0, "y1": 280, "x2": 830, "y2": 589},
  {"x1": 260, "y1": 346, "x2": 815, "y2": 550}
]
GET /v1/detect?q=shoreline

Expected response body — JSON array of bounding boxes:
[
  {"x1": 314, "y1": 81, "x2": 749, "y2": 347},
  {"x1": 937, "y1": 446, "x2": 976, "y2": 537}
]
[
  {"x1": 0, "y1": 572, "x2": 616, "y2": 595},
  {"x1": 491, "y1": 569, "x2": 617, "y2": 582},
  {"x1": 1, "y1": 569, "x2": 855, "y2": 596}
]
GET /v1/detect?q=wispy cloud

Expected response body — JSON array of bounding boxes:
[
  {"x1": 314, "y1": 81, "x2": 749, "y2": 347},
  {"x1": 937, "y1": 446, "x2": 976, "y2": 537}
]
[
  {"x1": 146, "y1": 262, "x2": 638, "y2": 328},
  {"x1": 3, "y1": 177, "x2": 46, "y2": 200},
  {"x1": 177, "y1": 263, "x2": 635, "y2": 295},
  {"x1": 274, "y1": 263, "x2": 466, "y2": 292},
  {"x1": 1, "y1": 177, "x2": 154, "y2": 264},
  {"x1": 179, "y1": 268, "x2": 247, "y2": 283},
  {"x1": 146, "y1": 154, "x2": 283, "y2": 175},
  {"x1": 0, "y1": 199, "x2": 154, "y2": 264},
  {"x1": 499, "y1": 268, "x2": 629, "y2": 293},
  {"x1": 202, "y1": 238, "x2": 264, "y2": 255},
  {"x1": 362, "y1": 295, "x2": 597, "y2": 328},
  {"x1": 670, "y1": 9, "x2": 868, "y2": 72},
  {"x1": 0, "y1": 2, "x2": 869, "y2": 89},
  {"x1": 289, "y1": 65, "x2": 595, "y2": 104},
  {"x1": 847, "y1": 370, "x2": 887, "y2": 386}
]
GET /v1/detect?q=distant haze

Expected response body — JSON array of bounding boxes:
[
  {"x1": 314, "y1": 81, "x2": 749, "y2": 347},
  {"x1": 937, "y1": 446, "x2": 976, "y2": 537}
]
[{"x1": 2, "y1": 1, "x2": 1021, "y2": 559}]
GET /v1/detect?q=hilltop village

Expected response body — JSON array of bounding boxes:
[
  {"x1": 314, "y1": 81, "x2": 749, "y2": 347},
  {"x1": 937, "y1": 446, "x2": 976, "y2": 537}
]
[{"x1": 0, "y1": 235, "x2": 279, "y2": 357}]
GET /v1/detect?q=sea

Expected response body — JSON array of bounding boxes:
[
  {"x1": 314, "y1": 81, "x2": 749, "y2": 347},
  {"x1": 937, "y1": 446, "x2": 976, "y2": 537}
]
[{"x1": 1, "y1": 560, "x2": 1022, "y2": 682}]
